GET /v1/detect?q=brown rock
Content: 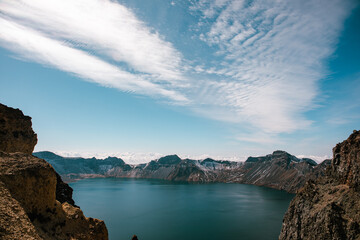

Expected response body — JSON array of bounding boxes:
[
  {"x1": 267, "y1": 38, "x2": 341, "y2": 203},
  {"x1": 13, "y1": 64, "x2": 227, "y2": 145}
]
[
  {"x1": 0, "y1": 181, "x2": 42, "y2": 240},
  {"x1": 55, "y1": 172, "x2": 76, "y2": 207},
  {"x1": 279, "y1": 130, "x2": 360, "y2": 240},
  {"x1": 0, "y1": 151, "x2": 108, "y2": 240},
  {"x1": 0, "y1": 103, "x2": 37, "y2": 154},
  {"x1": 331, "y1": 130, "x2": 360, "y2": 190},
  {"x1": 0, "y1": 103, "x2": 108, "y2": 239}
]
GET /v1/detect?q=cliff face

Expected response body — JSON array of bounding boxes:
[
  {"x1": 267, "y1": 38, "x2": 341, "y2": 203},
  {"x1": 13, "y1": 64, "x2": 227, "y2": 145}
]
[
  {"x1": 35, "y1": 150, "x2": 329, "y2": 193},
  {"x1": 0, "y1": 104, "x2": 108, "y2": 240},
  {"x1": 279, "y1": 130, "x2": 360, "y2": 240},
  {"x1": 0, "y1": 103, "x2": 37, "y2": 154},
  {"x1": 331, "y1": 131, "x2": 360, "y2": 190}
]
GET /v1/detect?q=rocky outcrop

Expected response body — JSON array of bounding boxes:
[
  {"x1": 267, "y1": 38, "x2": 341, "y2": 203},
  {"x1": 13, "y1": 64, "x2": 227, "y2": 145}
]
[
  {"x1": 279, "y1": 130, "x2": 360, "y2": 240},
  {"x1": 0, "y1": 103, "x2": 108, "y2": 240},
  {"x1": 0, "y1": 103, "x2": 37, "y2": 154},
  {"x1": 55, "y1": 172, "x2": 76, "y2": 207},
  {"x1": 331, "y1": 131, "x2": 360, "y2": 190},
  {"x1": 239, "y1": 150, "x2": 328, "y2": 193},
  {"x1": 35, "y1": 150, "x2": 329, "y2": 193}
]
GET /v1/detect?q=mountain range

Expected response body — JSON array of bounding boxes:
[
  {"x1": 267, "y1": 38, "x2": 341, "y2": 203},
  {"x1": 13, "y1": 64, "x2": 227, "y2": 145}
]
[{"x1": 34, "y1": 150, "x2": 330, "y2": 193}]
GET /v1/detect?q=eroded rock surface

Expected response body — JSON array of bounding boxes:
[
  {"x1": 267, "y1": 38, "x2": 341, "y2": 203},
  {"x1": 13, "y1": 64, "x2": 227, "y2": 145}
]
[
  {"x1": 0, "y1": 103, "x2": 108, "y2": 240},
  {"x1": 279, "y1": 130, "x2": 360, "y2": 240},
  {"x1": 0, "y1": 103, "x2": 37, "y2": 154}
]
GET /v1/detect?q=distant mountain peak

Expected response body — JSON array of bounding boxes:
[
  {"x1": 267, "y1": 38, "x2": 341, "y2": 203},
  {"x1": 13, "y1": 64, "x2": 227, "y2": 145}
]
[
  {"x1": 200, "y1": 158, "x2": 217, "y2": 164},
  {"x1": 246, "y1": 150, "x2": 318, "y2": 166},
  {"x1": 157, "y1": 154, "x2": 182, "y2": 165},
  {"x1": 272, "y1": 150, "x2": 289, "y2": 155},
  {"x1": 33, "y1": 151, "x2": 62, "y2": 160}
]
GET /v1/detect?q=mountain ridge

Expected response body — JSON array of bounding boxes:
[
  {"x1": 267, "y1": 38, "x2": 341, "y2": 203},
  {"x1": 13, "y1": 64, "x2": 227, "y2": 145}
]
[{"x1": 34, "y1": 150, "x2": 330, "y2": 193}]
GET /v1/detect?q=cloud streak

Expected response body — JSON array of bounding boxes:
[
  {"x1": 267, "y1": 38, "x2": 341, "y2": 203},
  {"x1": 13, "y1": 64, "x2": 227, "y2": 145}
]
[
  {"x1": 0, "y1": 0, "x2": 355, "y2": 137},
  {"x1": 0, "y1": 17, "x2": 187, "y2": 102},
  {"x1": 190, "y1": 0, "x2": 354, "y2": 133},
  {"x1": 0, "y1": 0, "x2": 185, "y2": 82}
]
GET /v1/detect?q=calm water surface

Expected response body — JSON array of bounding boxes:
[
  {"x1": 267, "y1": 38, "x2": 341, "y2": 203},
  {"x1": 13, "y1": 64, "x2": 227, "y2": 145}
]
[{"x1": 70, "y1": 178, "x2": 294, "y2": 240}]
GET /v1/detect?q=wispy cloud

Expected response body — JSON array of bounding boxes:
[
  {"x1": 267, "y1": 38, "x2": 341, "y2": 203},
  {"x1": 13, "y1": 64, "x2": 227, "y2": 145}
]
[
  {"x1": 0, "y1": 0, "x2": 185, "y2": 82},
  {"x1": 190, "y1": 0, "x2": 354, "y2": 133},
  {"x1": 0, "y1": 17, "x2": 186, "y2": 101},
  {"x1": 0, "y1": 0, "x2": 188, "y2": 102},
  {"x1": 235, "y1": 132, "x2": 283, "y2": 145},
  {"x1": 0, "y1": 0, "x2": 355, "y2": 136},
  {"x1": 296, "y1": 155, "x2": 331, "y2": 163}
]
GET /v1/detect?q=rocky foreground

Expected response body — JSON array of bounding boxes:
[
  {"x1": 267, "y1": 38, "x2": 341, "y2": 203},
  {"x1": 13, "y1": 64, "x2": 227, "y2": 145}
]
[
  {"x1": 0, "y1": 103, "x2": 108, "y2": 240},
  {"x1": 279, "y1": 130, "x2": 360, "y2": 240},
  {"x1": 35, "y1": 150, "x2": 330, "y2": 193}
]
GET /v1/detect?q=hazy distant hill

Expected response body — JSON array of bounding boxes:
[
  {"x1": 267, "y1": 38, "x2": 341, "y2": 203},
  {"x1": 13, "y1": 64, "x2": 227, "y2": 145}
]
[{"x1": 34, "y1": 151, "x2": 330, "y2": 193}]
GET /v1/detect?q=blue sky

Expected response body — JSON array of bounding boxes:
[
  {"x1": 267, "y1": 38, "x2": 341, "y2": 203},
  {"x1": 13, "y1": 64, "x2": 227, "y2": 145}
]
[{"x1": 0, "y1": 0, "x2": 359, "y2": 163}]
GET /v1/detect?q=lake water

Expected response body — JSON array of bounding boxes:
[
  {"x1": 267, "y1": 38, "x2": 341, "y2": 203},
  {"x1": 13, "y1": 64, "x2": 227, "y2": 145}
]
[{"x1": 70, "y1": 178, "x2": 294, "y2": 240}]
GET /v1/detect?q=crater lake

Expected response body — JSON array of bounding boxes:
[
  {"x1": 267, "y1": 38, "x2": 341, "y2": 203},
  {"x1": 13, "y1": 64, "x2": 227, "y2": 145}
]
[{"x1": 70, "y1": 178, "x2": 294, "y2": 240}]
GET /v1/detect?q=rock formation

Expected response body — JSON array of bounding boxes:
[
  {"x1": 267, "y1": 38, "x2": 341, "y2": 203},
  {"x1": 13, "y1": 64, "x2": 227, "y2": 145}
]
[
  {"x1": 0, "y1": 103, "x2": 108, "y2": 240},
  {"x1": 239, "y1": 150, "x2": 328, "y2": 193},
  {"x1": 279, "y1": 130, "x2": 360, "y2": 240},
  {"x1": 132, "y1": 235, "x2": 138, "y2": 240},
  {"x1": 0, "y1": 103, "x2": 37, "y2": 154},
  {"x1": 34, "y1": 150, "x2": 330, "y2": 193}
]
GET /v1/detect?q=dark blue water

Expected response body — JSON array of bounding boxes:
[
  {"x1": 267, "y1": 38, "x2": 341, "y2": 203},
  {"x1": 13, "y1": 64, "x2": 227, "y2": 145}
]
[{"x1": 70, "y1": 178, "x2": 294, "y2": 240}]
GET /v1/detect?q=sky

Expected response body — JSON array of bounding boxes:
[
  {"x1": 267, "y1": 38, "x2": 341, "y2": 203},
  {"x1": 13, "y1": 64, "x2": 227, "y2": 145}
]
[{"x1": 0, "y1": 0, "x2": 359, "y2": 163}]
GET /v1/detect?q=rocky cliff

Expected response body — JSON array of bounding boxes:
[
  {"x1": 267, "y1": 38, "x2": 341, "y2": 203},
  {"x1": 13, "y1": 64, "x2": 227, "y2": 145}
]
[
  {"x1": 0, "y1": 103, "x2": 37, "y2": 154},
  {"x1": 35, "y1": 150, "x2": 330, "y2": 193},
  {"x1": 279, "y1": 130, "x2": 360, "y2": 240},
  {"x1": 0, "y1": 103, "x2": 108, "y2": 240}
]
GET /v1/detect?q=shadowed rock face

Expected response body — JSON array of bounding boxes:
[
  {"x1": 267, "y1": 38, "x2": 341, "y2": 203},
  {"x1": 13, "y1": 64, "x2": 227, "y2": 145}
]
[
  {"x1": 331, "y1": 131, "x2": 360, "y2": 190},
  {"x1": 55, "y1": 172, "x2": 76, "y2": 207},
  {"x1": 0, "y1": 103, "x2": 108, "y2": 240},
  {"x1": 279, "y1": 130, "x2": 360, "y2": 240},
  {"x1": 157, "y1": 155, "x2": 182, "y2": 165},
  {"x1": 0, "y1": 103, "x2": 37, "y2": 154}
]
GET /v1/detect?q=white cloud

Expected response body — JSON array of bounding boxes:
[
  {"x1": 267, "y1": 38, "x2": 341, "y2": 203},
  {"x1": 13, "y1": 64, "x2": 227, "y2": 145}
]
[
  {"x1": 0, "y1": 17, "x2": 187, "y2": 102},
  {"x1": 235, "y1": 132, "x2": 283, "y2": 145},
  {"x1": 296, "y1": 155, "x2": 331, "y2": 163},
  {"x1": 190, "y1": 0, "x2": 354, "y2": 133},
  {"x1": 0, "y1": 0, "x2": 355, "y2": 135},
  {"x1": 0, "y1": 0, "x2": 184, "y2": 83}
]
